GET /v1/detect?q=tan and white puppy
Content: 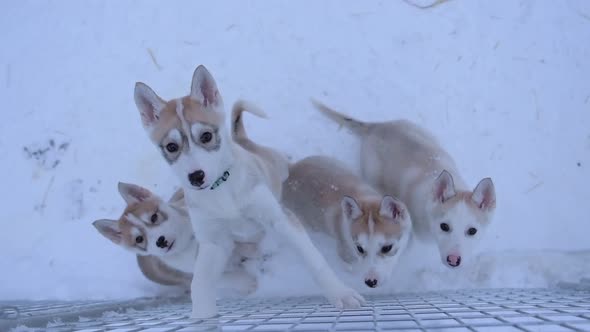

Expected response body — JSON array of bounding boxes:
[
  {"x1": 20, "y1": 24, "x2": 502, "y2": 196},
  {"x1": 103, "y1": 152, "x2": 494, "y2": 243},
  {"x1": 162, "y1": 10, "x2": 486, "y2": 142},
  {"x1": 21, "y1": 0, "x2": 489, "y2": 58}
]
[
  {"x1": 132, "y1": 65, "x2": 364, "y2": 318},
  {"x1": 313, "y1": 100, "x2": 496, "y2": 269},
  {"x1": 92, "y1": 183, "x2": 258, "y2": 295},
  {"x1": 281, "y1": 155, "x2": 412, "y2": 289}
]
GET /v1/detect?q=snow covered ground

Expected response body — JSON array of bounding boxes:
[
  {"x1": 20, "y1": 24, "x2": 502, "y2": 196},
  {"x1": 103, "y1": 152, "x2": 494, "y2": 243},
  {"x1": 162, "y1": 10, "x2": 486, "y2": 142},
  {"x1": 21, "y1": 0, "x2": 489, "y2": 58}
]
[{"x1": 1, "y1": 0, "x2": 589, "y2": 301}]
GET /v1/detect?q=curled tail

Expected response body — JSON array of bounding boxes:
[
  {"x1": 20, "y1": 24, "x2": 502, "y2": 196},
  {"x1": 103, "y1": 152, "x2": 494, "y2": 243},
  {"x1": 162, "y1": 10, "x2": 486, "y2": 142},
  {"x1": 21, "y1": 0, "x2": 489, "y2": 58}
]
[
  {"x1": 231, "y1": 100, "x2": 268, "y2": 141},
  {"x1": 311, "y1": 99, "x2": 369, "y2": 136},
  {"x1": 231, "y1": 100, "x2": 290, "y2": 194}
]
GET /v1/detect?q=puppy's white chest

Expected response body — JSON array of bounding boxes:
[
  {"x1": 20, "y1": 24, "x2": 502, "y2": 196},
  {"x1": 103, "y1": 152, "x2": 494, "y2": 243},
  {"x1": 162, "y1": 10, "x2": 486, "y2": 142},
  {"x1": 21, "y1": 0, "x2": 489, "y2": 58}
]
[
  {"x1": 220, "y1": 195, "x2": 267, "y2": 242},
  {"x1": 229, "y1": 218, "x2": 265, "y2": 242},
  {"x1": 195, "y1": 192, "x2": 241, "y2": 217},
  {"x1": 188, "y1": 197, "x2": 265, "y2": 242}
]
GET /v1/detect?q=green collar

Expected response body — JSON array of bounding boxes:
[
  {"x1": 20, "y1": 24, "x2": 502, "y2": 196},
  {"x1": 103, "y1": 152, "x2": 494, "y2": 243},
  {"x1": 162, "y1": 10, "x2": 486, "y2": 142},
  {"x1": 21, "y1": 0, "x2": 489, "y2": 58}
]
[{"x1": 209, "y1": 169, "x2": 231, "y2": 190}]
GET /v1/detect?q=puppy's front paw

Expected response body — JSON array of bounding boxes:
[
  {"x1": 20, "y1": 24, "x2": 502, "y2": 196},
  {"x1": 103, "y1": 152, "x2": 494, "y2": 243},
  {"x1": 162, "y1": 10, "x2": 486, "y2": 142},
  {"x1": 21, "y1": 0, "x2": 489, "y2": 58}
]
[
  {"x1": 225, "y1": 270, "x2": 258, "y2": 296},
  {"x1": 190, "y1": 300, "x2": 218, "y2": 319},
  {"x1": 237, "y1": 274, "x2": 258, "y2": 296},
  {"x1": 326, "y1": 284, "x2": 365, "y2": 309}
]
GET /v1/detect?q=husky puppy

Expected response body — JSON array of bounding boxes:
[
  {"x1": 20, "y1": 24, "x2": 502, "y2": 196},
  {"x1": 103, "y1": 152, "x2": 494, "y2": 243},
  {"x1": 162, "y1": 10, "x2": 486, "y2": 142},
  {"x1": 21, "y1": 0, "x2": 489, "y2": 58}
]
[
  {"x1": 93, "y1": 183, "x2": 258, "y2": 294},
  {"x1": 281, "y1": 155, "x2": 412, "y2": 288},
  {"x1": 132, "y1": 65, "x2": 364, "y2": 318},
  {"x1": 313, "y1": 100, "x2": 496, "y2": 268}
]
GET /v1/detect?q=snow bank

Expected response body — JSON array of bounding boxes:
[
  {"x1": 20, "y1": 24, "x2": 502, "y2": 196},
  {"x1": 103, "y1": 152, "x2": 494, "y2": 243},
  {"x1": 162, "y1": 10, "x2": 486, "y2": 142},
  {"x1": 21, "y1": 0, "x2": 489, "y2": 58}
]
[{"x1": 1, "y1": 0, "x2": 589, "y2": 300}]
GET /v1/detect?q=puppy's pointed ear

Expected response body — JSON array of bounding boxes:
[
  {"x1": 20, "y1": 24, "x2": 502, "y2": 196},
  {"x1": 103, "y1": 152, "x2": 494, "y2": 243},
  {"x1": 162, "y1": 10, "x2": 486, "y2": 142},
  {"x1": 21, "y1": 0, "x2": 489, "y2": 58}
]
[
  {"x1": 117, "y1": 182, "x2": 153, "y2": 205},
  {"x1": 190, "y1": 65, "x2": 221, "y2": 107},
  {"x1": 379, "y1": 195, "x2": 406, "y2": 224},
  {"x1": 472, "y1": 178, "x2": 496, "y2": 211},
  {"x1": 341, "y1": 196, "x2": 363, "y2": 220},
  {"x1": 168, "y1": 188, "x2": 184, "y2": 204},
  {"x1": 134, "y1": 82, "x2": 166, "y2": 130},
  {"x1": 92, "y1": 219, "x2": 122, "y2": 245},
  {"x1": 433, "y1": 170, "x2": 456, "y2": 203}
]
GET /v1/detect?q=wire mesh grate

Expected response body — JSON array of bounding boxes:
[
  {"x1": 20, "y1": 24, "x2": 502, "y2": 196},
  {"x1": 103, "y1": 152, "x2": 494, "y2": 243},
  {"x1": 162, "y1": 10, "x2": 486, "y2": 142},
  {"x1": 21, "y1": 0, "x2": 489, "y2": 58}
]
[{"x1": 2, "y1": 288, "x2": 590, "y2": 331}]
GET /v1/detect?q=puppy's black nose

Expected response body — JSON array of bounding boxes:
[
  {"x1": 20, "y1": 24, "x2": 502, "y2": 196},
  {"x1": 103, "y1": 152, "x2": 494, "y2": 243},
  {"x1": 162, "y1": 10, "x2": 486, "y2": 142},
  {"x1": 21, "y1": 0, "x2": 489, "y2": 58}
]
[
  {"x1": 188, "y1": 170, "x2": 205, "y2": 187},
  {"x1": 365, "y1": 279, "x2": 378, "y2": 288},
  {"x1": 156, "y1": 236, "x2": 168, "y2": 248}
]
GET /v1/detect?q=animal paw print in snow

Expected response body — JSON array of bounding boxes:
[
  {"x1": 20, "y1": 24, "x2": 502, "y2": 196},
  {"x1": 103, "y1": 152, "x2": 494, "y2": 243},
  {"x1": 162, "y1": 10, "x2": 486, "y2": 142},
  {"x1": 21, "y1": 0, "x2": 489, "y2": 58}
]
[{"x1": 23, "y1": 138, "x2": 70, "y2": 170}]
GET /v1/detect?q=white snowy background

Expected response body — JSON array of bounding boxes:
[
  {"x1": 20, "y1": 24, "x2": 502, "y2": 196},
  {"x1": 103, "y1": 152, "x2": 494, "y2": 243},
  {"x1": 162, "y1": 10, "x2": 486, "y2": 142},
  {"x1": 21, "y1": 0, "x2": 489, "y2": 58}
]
[{"x1": 1, "y1": 0, "x2": 589, "y2": 301}]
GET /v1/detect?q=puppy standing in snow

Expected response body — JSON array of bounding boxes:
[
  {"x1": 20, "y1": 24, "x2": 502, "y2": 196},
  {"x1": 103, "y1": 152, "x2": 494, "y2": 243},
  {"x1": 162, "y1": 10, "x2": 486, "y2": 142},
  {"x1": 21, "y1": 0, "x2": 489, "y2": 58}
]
[
  {"x1": 281, "y1": 155, "x2": 412, "y2": 289},
  {"x1": 132, "y1": 65, "x2": 364, "y2": 318},
  {"x1": 313, "y1": 100, "x2": 496, "y2": 269},
  {"x1": 92, "y1": 183, "x2": 258, "y2": 295}
]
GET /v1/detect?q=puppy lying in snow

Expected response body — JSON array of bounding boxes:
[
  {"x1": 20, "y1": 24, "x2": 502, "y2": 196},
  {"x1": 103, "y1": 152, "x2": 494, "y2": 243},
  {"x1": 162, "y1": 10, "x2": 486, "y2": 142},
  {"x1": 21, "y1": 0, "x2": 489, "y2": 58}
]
[
  {"x1": 313, "y1": 100, "x2": 496, "y2": 269},
  {"x1": 92, "y1": 182, "x2": 259, "y2": 295},
  {"x1": 281, "y1": 155, "x2": 412, "y2": 289}
]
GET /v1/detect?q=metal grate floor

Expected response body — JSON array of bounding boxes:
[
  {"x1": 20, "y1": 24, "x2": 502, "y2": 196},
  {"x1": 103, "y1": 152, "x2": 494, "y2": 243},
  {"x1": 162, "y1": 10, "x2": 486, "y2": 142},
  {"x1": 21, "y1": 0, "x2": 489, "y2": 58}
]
[{"x1": 2, "y1": 288, "x2": 590, "y2": 331}]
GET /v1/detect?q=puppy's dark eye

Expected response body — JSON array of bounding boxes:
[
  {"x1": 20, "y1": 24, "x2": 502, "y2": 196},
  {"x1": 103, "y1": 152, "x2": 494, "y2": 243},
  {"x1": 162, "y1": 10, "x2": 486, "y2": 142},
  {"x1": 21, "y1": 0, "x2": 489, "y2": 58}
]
[
  {"x1": 135, "y1": 235, "x2": 144, "y2": 244},
  {"x1": 381, "y1": 245, "x2": 393, "y2": 254},
  {"x1": 356, "y1": 245, "x2": 365, "y2": 254},
  {"x1": 467, "y1": 227, "x2": 477, "y2": 236},
  {"x1": 440, "y1": 223, "x2": 451, "y2": 232},
  {"x1": 166, "y1": 143, "x2": 179, "y2": 153},
  {"x1": 200, "y1": 132, "x2": 213, "y2": 144},
  {"x1": 150, "y1": 213, "x2": 158, "y2": 223}
]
